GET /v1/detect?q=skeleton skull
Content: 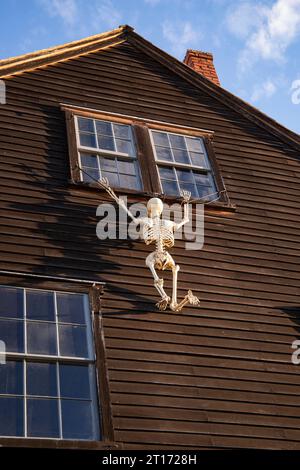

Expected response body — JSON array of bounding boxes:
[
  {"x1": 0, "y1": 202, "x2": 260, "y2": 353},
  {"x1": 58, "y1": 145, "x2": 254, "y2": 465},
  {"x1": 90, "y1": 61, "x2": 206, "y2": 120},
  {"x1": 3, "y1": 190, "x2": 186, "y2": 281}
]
[{"x1": 147, "y1": 197, "x2": 163, "y2": 218}]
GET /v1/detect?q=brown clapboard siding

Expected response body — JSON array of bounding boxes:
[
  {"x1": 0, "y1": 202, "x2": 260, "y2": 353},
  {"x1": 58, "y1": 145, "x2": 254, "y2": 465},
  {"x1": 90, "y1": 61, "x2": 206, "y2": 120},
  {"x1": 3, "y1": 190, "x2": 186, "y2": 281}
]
[{"x1": 0, "y1": 38, "x2": 300, "y2": 450}]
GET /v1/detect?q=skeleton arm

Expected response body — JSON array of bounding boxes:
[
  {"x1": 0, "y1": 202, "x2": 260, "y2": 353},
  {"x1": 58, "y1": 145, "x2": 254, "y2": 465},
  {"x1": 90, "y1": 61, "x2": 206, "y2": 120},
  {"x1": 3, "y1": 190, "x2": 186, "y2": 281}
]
[
  {"x1": 173, "y1": 190, "x2": 191, "y2": 231},
  {"x1": 99, "y1": 177, "x2": 141, "y2": 225}
]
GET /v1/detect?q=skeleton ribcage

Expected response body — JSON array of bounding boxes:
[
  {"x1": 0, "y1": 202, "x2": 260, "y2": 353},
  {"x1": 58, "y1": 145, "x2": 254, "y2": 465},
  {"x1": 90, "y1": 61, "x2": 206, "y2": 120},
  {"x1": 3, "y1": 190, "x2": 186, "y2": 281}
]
[{"x1": 143, "y1": 224, "x2": 174, "y2": 249}]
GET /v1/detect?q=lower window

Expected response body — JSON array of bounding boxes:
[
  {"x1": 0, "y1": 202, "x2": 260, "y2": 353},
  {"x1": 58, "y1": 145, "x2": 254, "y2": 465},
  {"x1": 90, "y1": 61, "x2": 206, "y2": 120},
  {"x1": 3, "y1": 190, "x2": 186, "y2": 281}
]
[{"x1": 0, "y1": 285, "x2": 100, "y2": 440}]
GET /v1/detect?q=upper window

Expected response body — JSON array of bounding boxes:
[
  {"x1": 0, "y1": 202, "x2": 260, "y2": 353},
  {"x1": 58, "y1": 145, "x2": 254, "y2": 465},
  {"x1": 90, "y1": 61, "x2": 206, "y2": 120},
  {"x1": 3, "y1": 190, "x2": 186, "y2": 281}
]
[
  {"x1": 0, "y1": 285, "x2": 100, "y2": 441},
  {"x1": 66, "y1": 108, "x2": 228, "y2": 204},
  {"x1": 76, "y1": 116, "x2": 142, "y2": 191},
  {"x1": 151, "y1": 130, "x2": 217, "y2": 200}
]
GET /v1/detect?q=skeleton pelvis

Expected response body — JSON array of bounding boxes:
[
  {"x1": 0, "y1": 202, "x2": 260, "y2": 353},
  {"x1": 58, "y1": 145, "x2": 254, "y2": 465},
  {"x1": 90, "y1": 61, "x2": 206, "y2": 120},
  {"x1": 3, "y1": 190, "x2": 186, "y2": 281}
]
[{"x1": 154, "y1": 251, "x2": 174, "y2": 270}]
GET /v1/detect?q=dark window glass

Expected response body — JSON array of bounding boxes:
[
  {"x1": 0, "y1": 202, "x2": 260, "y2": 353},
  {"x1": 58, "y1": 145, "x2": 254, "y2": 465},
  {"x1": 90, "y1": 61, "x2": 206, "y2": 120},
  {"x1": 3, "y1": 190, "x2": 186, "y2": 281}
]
[
  {"x1": 79, "y1": 133, "x2": 97, "y2": 148},
  {"x1": 113, "y1": 123, "x2": 130, "y2": 139},
  {"x1": 80, "y1": 154, "x2": 98, "y2": 169},
  {"x1": 97, "y1": 135, "x2": 115, "y2": 151},
  {"x1": 27, "y1": 322, "x2": 57, "y2": 355},
  {"x1": 173, "y1": 149, "x2": 190, "y2": 164},
  {"x1": 152, "y1": 131, "x2": 169, "y2": 147},
  {"x1": 59, "y1": 365, "x2": 92, "y2": 399},
  {"x1": 0, "y1": 397, "x2": 23, "y2": 436},
  {"x1": 27, "y1": 362, "x2": 58, "y2": 397},
  {"x1": 0, "y1": 319, "x2": 24, "y2": 353},
  {"x1": 27, "y1": 398, "x2": 59, "y2": 438},
  {"x1": 78, "y1": 118, "x2": 94, "y2": 133},
  {"x1": 169, "y1": 134, "x2": 186, "y2": 149},
  {"x1": 161, "y1": 180, "x2": 178, "y2": 196},
  {"x1": 0, "y1": 360, "x2": 23, "y2": 395},
  {"x1": 95, "y1": 120, "x2": 112, "y2": 136},
  {"x1": 0, "y1": 286, "x2": 23, "y2": 319},
  {"x1": 56, "y1": 293, "x2": 86, "y2": 325},
  {"x1": 61, "y1": 400, "x2": 99, "y2": 440},
  {"x1": 82, "y1": 168, "x2": 100, "y2": 182},
  {"x1": 26, "y1": 290, "x2": 55, "y2": 321},
  {"x1": 59, "y1": 325, "x2": 89, "y2": 358}
]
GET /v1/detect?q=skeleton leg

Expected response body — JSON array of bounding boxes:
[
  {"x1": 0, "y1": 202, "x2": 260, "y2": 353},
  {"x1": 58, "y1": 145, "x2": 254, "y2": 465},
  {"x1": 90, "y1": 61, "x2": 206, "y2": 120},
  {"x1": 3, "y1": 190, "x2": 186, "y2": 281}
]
[
  {"x1": 146, "y1": 253, "x2": 170, "y2": 310},
  {"x1": 170, "y1": 264, "x2": 180, "y2": 311}
]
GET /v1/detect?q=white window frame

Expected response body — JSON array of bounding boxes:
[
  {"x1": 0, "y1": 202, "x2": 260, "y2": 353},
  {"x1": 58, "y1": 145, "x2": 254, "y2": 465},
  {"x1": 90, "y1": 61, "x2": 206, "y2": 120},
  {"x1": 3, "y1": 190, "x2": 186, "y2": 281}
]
[
  {"x1": 149, "y1": 129, "x2": 217, "y2": 197},
  {"x1": 74, "y1": 116, "x2": 142, "y2": 189},
  {"x1": 0, "y1": 285, "x2": 99, "y2": 440}
]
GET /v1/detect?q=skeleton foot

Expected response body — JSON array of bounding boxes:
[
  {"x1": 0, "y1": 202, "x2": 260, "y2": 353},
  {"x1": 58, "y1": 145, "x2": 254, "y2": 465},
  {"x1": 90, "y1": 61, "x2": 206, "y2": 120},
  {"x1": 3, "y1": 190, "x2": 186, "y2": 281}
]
[
  {"x1": 156, "y1": 297, "x2": 171, "y2": 311},
  {"x1": 154, "y1": 278, "x2": 170, "y2": 310},
  {"x1": 170, "y1": 290, "x2": 200, "y2": 312}
]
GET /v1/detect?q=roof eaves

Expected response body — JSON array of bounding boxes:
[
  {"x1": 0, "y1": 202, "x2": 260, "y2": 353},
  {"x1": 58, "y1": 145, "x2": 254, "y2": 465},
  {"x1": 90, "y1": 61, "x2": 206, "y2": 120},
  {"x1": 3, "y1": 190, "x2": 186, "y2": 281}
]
[{"x1": 0, "y1": 25, "x2": 132, "y2": 78}]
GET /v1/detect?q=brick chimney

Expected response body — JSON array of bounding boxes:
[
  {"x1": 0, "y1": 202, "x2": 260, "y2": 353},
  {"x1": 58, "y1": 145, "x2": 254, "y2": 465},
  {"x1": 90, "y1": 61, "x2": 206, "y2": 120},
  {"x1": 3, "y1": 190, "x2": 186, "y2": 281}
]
[{"x1": 183, "y1": 50, "x2": 220, "y2": 86}]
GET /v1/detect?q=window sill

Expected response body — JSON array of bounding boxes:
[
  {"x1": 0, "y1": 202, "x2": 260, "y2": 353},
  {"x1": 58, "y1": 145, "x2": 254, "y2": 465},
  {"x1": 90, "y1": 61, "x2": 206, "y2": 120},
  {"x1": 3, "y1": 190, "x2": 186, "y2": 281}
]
[
  {"x1": 0, "y1": 437, "x2": 119, "y2": 450},
  {"x1": 68, "y1": 180, "x2": 237, "y2": 213}
]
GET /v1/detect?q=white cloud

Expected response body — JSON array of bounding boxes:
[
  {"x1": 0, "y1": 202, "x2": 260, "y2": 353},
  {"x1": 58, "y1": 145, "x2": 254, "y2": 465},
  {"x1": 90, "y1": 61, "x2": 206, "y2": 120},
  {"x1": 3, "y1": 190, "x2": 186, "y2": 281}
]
[
  {"x1": 93, "y1": 0, "x2": 122, "y2": 30},
  {"x1": 39, "y1": 0, "x2": 78, "y2": 26},
  {"x1": 226, "y1": 2, "x2": 267, "y2": 39},
  {"x1": 250, "y1": 79, "x2": 277, "y2": 102},
  {"x1": 162, "y1": 20, "x2": 201, "y2": 57},
  {"x1": 226, "y1": 0, "x2": 300, "y2": 72}
]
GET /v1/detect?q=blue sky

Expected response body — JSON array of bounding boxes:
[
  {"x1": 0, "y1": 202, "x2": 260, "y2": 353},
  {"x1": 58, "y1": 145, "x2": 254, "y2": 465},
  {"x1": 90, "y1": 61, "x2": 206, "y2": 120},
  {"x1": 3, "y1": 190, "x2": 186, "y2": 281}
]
[{"x1": 1, "y1": 0, "x2": 300, "y2": 133}]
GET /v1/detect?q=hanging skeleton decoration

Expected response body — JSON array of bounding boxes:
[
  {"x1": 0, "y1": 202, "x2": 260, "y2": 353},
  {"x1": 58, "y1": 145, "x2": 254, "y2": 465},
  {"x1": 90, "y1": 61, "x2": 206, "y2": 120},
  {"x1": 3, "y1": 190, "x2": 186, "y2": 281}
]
[{"x1": 98, "y1": 177, "x2": 200, "y2": 312}]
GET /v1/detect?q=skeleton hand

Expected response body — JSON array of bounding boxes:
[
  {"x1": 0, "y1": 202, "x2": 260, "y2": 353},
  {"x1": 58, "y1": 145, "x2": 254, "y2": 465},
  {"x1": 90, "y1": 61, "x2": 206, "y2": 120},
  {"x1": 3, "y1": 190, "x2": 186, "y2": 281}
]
[
  {"x1": 180, "y1": 190, "x2": 191, "y2": 203},
  {"x1": 99, "y1": 177, "x2": 110, "y2": 190}
]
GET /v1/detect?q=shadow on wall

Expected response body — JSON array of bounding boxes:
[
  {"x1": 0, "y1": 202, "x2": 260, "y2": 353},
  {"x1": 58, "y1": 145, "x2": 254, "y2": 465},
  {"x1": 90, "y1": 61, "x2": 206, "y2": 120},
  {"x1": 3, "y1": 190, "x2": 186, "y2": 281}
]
[{"x1": 6, "y1": 104, "x2": 152, "y2": 310}]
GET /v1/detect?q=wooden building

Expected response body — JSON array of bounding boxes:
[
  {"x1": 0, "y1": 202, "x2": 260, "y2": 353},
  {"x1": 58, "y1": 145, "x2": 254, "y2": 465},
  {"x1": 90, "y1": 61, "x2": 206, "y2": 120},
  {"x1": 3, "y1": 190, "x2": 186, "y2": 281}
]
[{"x1": 0, "y1": 25, "x2": 300, "y2": 450}]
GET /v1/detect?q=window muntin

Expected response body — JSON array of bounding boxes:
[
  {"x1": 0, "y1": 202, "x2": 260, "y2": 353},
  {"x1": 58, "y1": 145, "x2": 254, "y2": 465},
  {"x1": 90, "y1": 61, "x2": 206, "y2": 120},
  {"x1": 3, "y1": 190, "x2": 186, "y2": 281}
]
[
  {"x1": 151, "y1": 130, "x2": 218, "y2": 200},
  {"x1": 76, "y1": 116, "x2": 142, "y2": 191},
  {"x1": 0, "y1": 285, "x2": 100, "y2": 440}
]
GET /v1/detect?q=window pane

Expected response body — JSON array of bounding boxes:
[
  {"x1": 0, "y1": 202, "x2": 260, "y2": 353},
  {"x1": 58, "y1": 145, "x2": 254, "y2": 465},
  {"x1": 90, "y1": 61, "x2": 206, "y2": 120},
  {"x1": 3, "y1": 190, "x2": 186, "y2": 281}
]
[
  {"x1": 101, "y1": 157, "x2": 117, "y2": 172},
  {"x1": 59, "y1": 364, "x2": 93, "y2": 399},
  {"x1": 0, "y1": 397, "x2": 23, "y2": 436},
  {"x1": 161, "y1": 180, "x2": 178, "y2": 196},
  {"x1": 97, "y1": 135, "x2": 115, "y2": 151},
  {"x1": 152, "y1": 131, "x2": 169, "y2": 147},
  {"x1": 179, "y1": 182, "x2": 198, "y2": 198},
  {"x1": 0, "y1": 360, "x2": 23, "y2": 395},
  {"x1": 82, "y1": 168, "x2": 99, "y2": 183},
  {"x1": 176, "y1": 169, "x2": 194, "y2": 182},
  {"x1": 61, "y1": 400, "x2": 99, "y2": 440},
  {"x1": 59, "y1": 324, "x2": 89, "y2": 358},
  {"x1": 80, "y1": 154, "x2": 98, "y2": 169},
  {"x1": 159, "y1": 166, "x2": 176, "y2": 180},
  {"x1": 119, "y1": 174, "x2": 140, "y2": 190},
  {"x1": 81, "y1": 168, "x2": 99, "y2": 183},
  {"x1": 56, "y1": 293, "x2": 87, "y2": 324},
  {"x1": 26, "y1": 290, "x2": 55, "y2": 321},
  {"x1": 113, "y1": 123, "x2": 130, "y2": 139},
  {"x1": 185, "y1": 137, "x2": 203, "y2": 152},
  {"x1": 0, "y1": 286, "x2": 23, "y2": 319},
  {"x1": 95, "y1": 120, "x2": 112, "y2": 136},
  {"x1": 27, "y1": 362, "x2": 58, "y2": 397},
  {"x1": 197, "y1": 185, "x2": 213, "y2": 199},
  {"x1": 173, "y1": 149, "x2": 190, "y2": 164},
  {"x1": 0, "y1": 319, "x2": 24, "y2": 353},
  {"x1": 194, "y1": 173, "x2": 211, "y2": 186},
  {"x1": 79, "y1": 132, "x2": 97, "y2": 148},
  {"x1": 101, "y1": 171, "x2": 119, "y2": 187},
  {"x1": 190, "y1": 152, "x2": 207, "y2": 167},
  {"x1": 27, "y1": 398, "x2": 59, "y2": 438},
  {"x1": 115, "y1": 139, "x2": 133, "y2": 155},
  {"x1": 27, "y1": 322, "x2": 57, "y2": 355},
  {"x1": 117, "y1": 160, "x2": 136, "y2": 175},
  {"x1": 169, "y1": 134, "x2": 186, "y2": 149},
  {"x1": 155, "y1": 147, "x2": 173, "y2": 161},
  {"x1": 78, "y1": 118, "x2": 94, "y2": 133}
]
